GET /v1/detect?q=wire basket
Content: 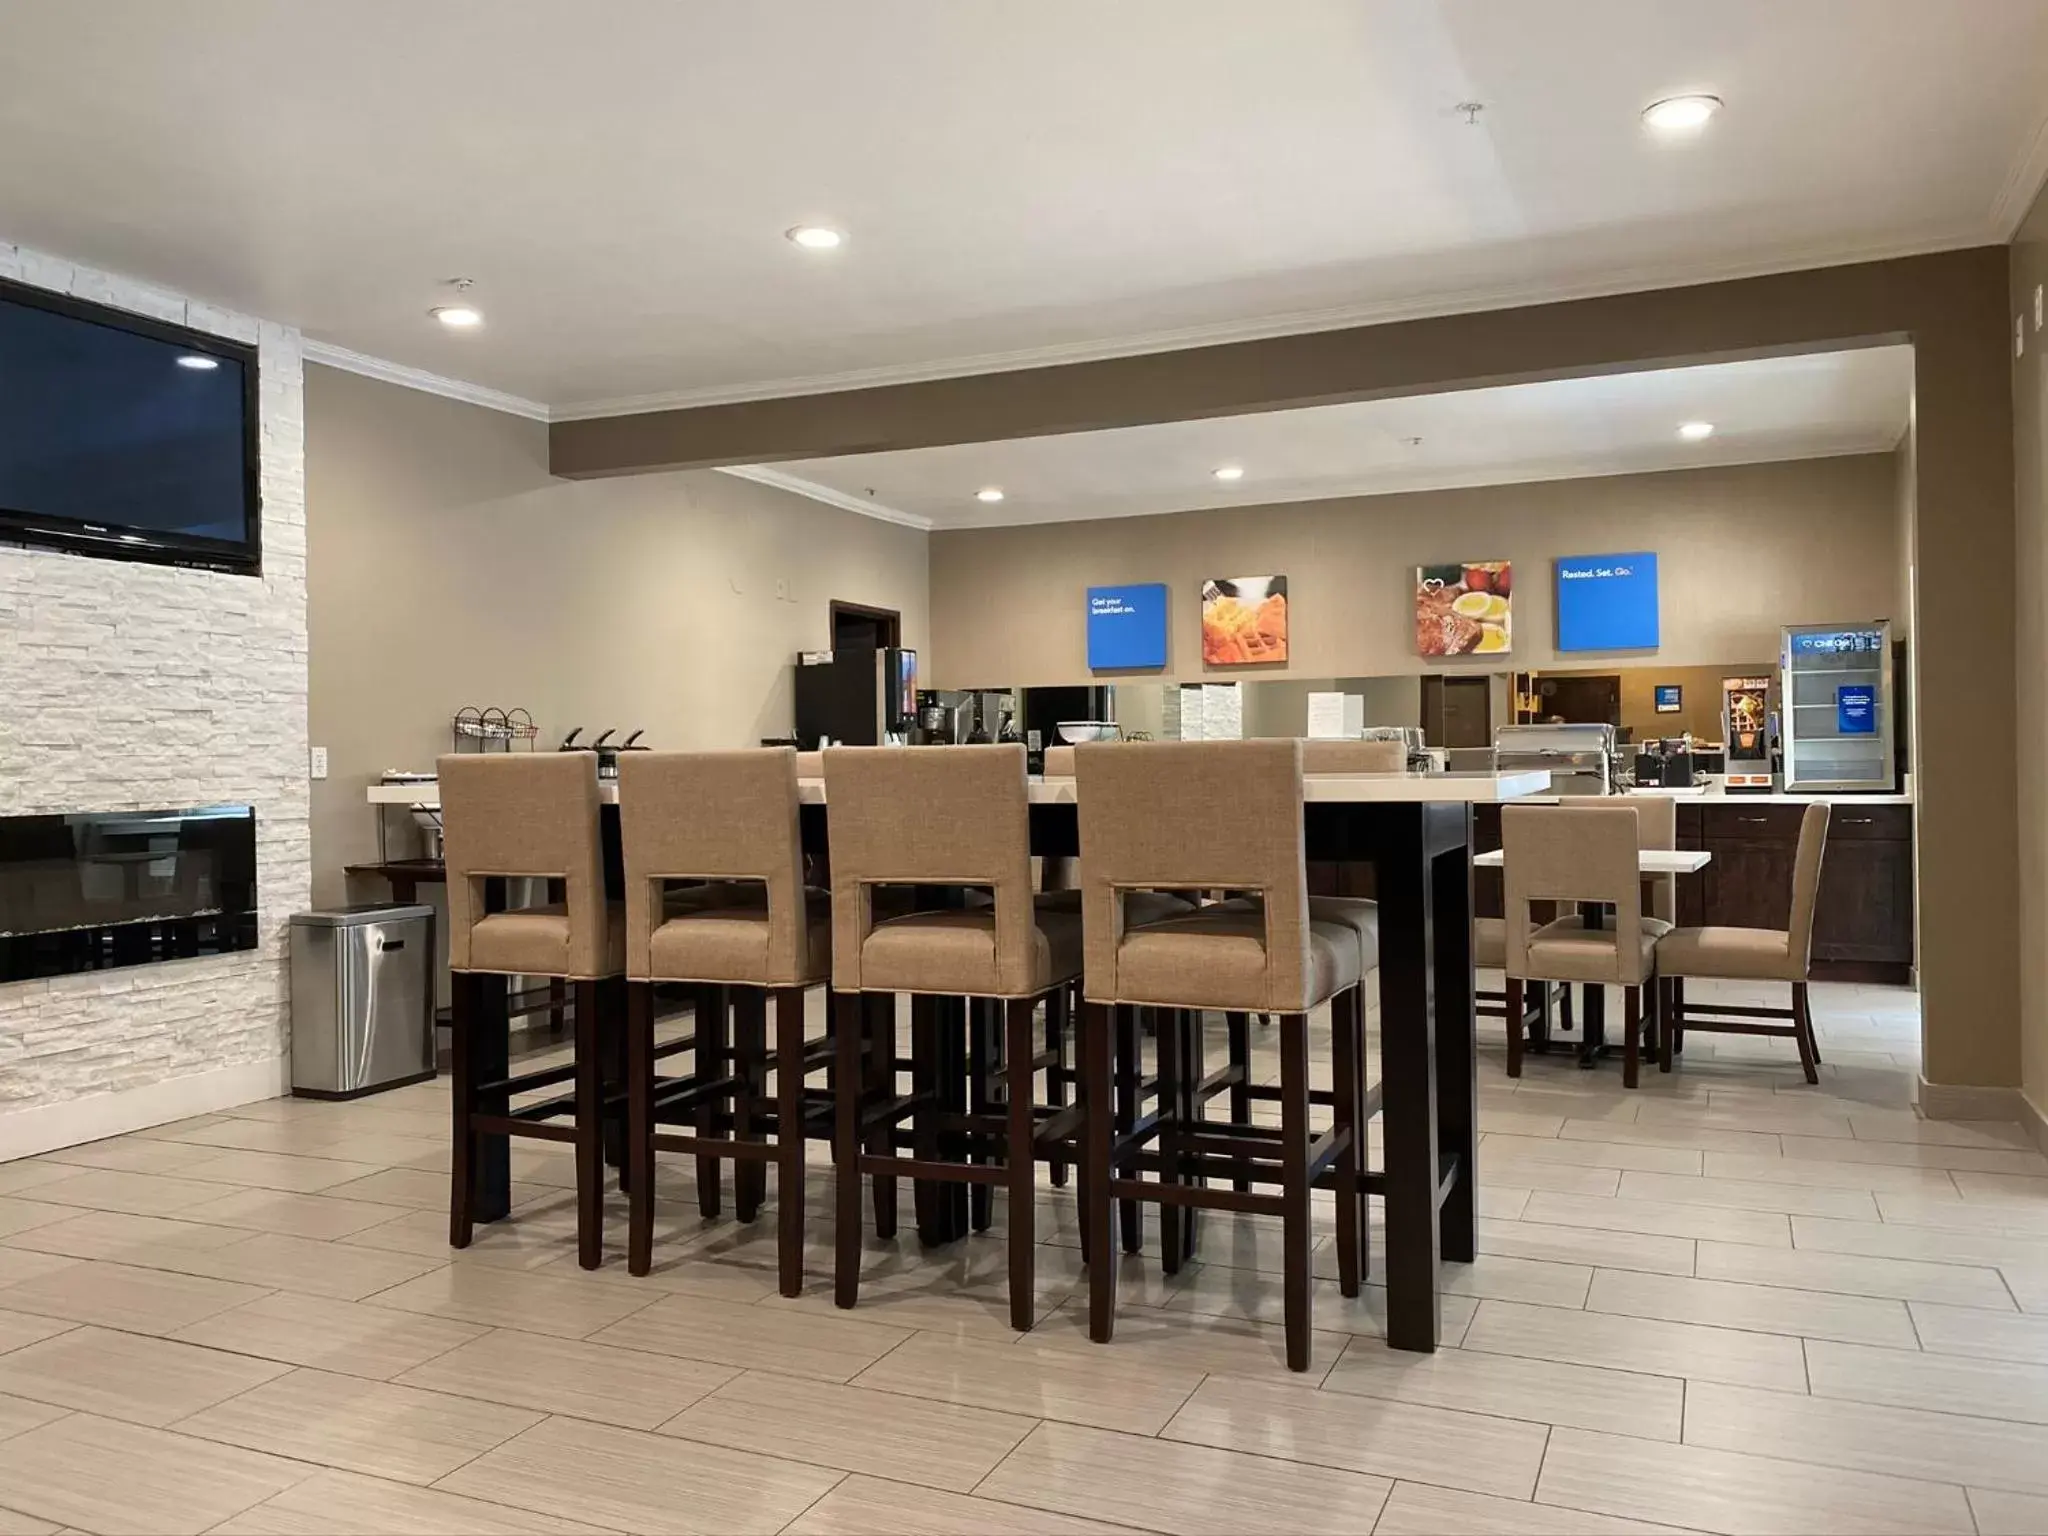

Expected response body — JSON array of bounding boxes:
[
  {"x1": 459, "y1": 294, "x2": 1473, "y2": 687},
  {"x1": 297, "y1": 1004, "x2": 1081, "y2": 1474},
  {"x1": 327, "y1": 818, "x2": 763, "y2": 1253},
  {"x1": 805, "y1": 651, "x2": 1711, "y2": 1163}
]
[{"x1": 451, "y1": 707, "x2": 539, "y2": 752}]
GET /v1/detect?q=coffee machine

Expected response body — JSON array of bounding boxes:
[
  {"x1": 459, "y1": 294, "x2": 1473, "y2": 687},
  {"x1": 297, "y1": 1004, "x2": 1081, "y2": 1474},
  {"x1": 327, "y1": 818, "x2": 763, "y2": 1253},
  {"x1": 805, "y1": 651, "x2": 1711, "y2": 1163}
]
[{"x1": 1720, "y1": 675, "x2": 1775, "y2": 792}]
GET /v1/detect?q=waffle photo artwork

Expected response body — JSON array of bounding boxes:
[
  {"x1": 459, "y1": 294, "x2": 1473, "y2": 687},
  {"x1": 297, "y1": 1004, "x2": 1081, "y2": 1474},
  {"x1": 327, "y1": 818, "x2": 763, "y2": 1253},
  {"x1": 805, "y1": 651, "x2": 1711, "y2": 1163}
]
[{"x1": 1201, "y1": 576, "x2": 1288, "y2": 664}]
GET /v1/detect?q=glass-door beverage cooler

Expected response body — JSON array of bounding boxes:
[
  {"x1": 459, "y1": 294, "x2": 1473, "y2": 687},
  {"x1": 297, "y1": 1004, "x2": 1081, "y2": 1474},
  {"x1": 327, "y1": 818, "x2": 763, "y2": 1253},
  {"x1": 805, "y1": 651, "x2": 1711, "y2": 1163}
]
[{"x1": 1780, "y1": 622, "x2": 1894, "y2": 793}]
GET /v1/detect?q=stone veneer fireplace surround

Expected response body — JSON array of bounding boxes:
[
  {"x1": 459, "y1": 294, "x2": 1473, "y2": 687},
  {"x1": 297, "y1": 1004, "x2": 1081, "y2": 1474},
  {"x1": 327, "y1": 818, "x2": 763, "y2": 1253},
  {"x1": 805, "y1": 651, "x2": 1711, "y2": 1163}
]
[{"x1": 0, "y1": 238, "x2": 308, "y2": 1158}]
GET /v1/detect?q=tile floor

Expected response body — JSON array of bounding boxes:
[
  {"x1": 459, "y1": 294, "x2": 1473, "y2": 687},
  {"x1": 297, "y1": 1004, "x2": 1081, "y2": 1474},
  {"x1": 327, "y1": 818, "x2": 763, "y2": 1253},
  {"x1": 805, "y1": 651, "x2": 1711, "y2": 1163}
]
[{"x1": 0, "y1": 979, "x2": 2040, "y2": 1534}]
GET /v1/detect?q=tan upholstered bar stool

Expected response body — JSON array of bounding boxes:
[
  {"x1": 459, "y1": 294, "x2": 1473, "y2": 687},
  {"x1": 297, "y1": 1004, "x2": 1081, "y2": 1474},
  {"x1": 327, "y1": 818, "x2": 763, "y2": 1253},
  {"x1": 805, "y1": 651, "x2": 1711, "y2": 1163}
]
[
  {"x1": 1501, "y1": 802, "x2": 1661, "y2": 1088},
  {"x1": 1534, "y1": 794, "x2": 1678, "y2": 1060},
  {"x1": 617, "y1": 749, "x2": 833, "y2": 1291},
  {"x1": 441, "y1": 751, "x2": 624, "y2": 1269},
  {"x1": 1077, "y1": 739, "x2": 1369, "y2": 1372},
  {"x1": 825, "y1": 744, "x2": 1084, "y2": 1330},
  {"x1": 1300, "y1": 738, "x2": 1407, "y2": 774},
  {"x1": 1658, "y1": 802, "x2": 1831, "y2": 1083}
]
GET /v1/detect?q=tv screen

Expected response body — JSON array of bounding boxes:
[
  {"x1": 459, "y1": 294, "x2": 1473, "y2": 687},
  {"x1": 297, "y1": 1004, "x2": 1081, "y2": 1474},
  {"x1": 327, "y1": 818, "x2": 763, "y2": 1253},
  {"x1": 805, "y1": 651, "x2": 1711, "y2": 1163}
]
[{"x1": 0, "y1": 281, "x2": 259, "y2": 572}]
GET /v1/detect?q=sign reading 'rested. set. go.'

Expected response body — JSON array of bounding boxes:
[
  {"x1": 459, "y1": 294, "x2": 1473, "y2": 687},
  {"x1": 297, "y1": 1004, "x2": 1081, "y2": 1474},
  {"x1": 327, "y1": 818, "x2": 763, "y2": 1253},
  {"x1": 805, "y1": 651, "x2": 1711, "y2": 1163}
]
[{"x1": 1086, "y1": 584, "x2": 1169, "y2": 670}]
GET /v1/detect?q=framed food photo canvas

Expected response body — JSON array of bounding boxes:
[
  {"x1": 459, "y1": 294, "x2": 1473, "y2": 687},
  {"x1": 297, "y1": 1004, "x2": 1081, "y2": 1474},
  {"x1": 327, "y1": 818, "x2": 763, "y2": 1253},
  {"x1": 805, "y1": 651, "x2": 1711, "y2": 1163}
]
[
  {"x1": 1201, "y1": 576, "x2": 1288, "y2": 665},
  {"x1": 1415, "y1": 562, "x2": 1511, "y2": 657}
]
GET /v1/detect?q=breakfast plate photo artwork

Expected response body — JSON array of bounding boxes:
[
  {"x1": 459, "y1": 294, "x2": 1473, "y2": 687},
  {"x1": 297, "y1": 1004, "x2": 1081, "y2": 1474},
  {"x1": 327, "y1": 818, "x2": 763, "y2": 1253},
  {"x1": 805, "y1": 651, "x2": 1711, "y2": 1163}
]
[
  {"x1": 1415, "y1": 561, "x2": 1512, "y2": 656},
  {"x1": 1202, "y1": 575, "x2": 1289, "y2": 665}
]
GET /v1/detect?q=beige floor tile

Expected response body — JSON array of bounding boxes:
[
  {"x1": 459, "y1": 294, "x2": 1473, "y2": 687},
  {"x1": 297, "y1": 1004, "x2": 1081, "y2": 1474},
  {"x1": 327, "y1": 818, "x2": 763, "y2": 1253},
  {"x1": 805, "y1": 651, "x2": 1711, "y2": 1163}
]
[
  {"x1": 1372, "y1": 1480, "x2": 1699, "y2": 1535},
  {"x1": 1587, "y1": 1268, "x2": 1918, "y2": 1347},
  {"x1": 850, "y1": 1329, "x2": 1204, "y2": 1434},
  {"x1": 211, "y1": 1467, "x2": 611, "y2": 1534},
  {"x1": 397, "y1": 1326, "x2": 735, "y2": 1429},
  {"x1": 173, "y1": 1367, "x2": 542, "y2": 1485},
  {"x1": 1328, "y1": 1247, "x2": 1593, "y2": 1308},
  {"x1": 1912, "y1": 1302, "x2": 2048, "y2": 1363},
  {"x1": 11, "y1": 1168, "x2": 232, "y2": 1215},
  {"x1": 1474, "y1": 1108, "x2": 1568, "y2": 1138},
  {"x1": 549, "y1": 1246, "x2": 789, "y2": 1304},
  {"x1": 174, "y1": 1187, "x2": 416, "y2": 1240},
  {"x1": 1694, "y1": 1236, "x2": 2013, "y2": 1308},
  {"x1": 1633, "y1": 1102, "x2": 1856, "y2": 1139},
  {"x1": 364, "y1": 1261, "x2": 662, "y2": 1339},
  {"x1": 1969, "y1": 1487, "x2": 2048, "y2": 1536},
  {"x1": 1462, "y1": 1298, "x2": 1807, "y2": 1389},
  {"x1": 1164, "y1": 1372, "x2": 1546, "y2": 1498},
  {"x1": 152, "y1": 1115, "x2": 366, "y2": 1154},
  {"x1": 174, "y1": 1148, "x2": 387, "y2": 1194},
  {"x1": 1558, "y1": 1119, "x2": 1783, "y2": 1156},
  {"x1": 0, "y1": 1253, "x2": 76, "y2": 1291},
  {"x1": 1537, "y1": 1425, "x2": 1972, "y2": 1534},
  {"x1": 0, "y1": 1207, "x2": 254, "y2": 1265},
  {"x1": 1794, "y1": 1213, "x2": 2048, "y2": 1270},
  {"x1": 1325, "y1": 1335, "x2": 1683, "y2": 1438},
  {"x1": 0, "y1": 1166, "x2": 86, "y2": 1200},
  {"x1": 980, "y1": 1419, "x2": 1391, "y2": 1536},
  {"x1": 320, "y1": 1166, "x2": 555, "y2": 1212},
  {"x1": 0, "y1": 1324, "x2": 287, "y2": 1426},
  {"x1": 0, "y1": 1394, "x2": 67, "y2": 1445},
  {"x1": 1480, "y1": 1185, "x2": 1531, "y2": 1220},
  {"x1": 1687, "y1": 1379, "x2": 2048, "y2": 1497},
  {"x1": 1781, "y1": 1134, "x2": 2048, "y2": 1176},
  {"x1": 783, "y1": 1474, "x2": 1140, "y2": 1535},
  {"x1": 1478, "y1": 1158, "x2": 1623, "y2": 1197},
  {"x1": 1807, "y1": 1338, "x2": 2048, "y2": 1425},
  {"x1": 1702, "y1": 1151, "x2": 1965, "y2": 1195},
  {"x1": 0, "y1": 1311, "x2": 74, "y2": 1357},
  {"x1": 338, "y1": 1207, "x2": 582, "y2": 1272},
  {"x1": 1849, "y1": 1113, "x2": 2033, "y2": 1149},
  {"x1": 36, "y1": 1136, "x2": 226, "y2": 1175},
  {"x1": 0, "y1": 1413, "x2": 311, "y2": 1535},
  {"x1": 1484, "y1": 1133, "x2": 1703, "y2": 1176},
  {"x1": 0, "y1": 1201, "x2": 70, "y2": 1242},
  {"x1": 1476, "y1": 1216, "x2": 1694, "y2": 1275},
  {"x1": 661, "y1": 1369, "x2": 1035, "y2": 1492},
  {"x1": 1520, "y1": 1190, "x2": 1793, "y2": 1245},
  {"x1": 140, "y1": 1229, "x2": 448, "y2": 1301},
  {"x1": 171, "y1": 1291, "x2": 486, "y2": 1380},
  {"x1": 1030, "y1": 1298, "x2": 1351, "y2": 1380},
  {"x1": 0, "y1": 1257, "x2": 269, "y2": 1335},
  {"x1": 1157, "y1": 1260, "x2": 1479, "y2": 1343},
  {"x1": 0, "y1": 1505, "x2": 58, "y2": 1535},
  {"x1": 1955, "y1": 1171, "x2": 2048, "y2": 1207},
  {"x1": 436, "y1": 1412, "x2": 841, "y2": 1536},
  {"x1": 1616, "y1": 1171, "x2": 1882, "y2": 1219},
  {"x1": 588, "y1": 1291, "x2": 910, "y2": 1382}
]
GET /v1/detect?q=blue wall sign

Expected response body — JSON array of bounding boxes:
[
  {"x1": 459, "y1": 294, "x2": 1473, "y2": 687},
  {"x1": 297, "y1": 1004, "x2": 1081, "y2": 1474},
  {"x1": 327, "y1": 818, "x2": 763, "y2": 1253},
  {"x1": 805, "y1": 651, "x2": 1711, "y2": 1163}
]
[
  {"x1": 1837, "y1": 685, "x2": 1876, "y2": 735},
  {"x1": 1653, "y1": 684, "x2": 1683, "y2": 713},
  {"x1": 1555, "y1": 553, "x2": 1660, "y2": 651},
  {"x1": 1087, "y1": 584, "x2": 1169, "y2": 670}
]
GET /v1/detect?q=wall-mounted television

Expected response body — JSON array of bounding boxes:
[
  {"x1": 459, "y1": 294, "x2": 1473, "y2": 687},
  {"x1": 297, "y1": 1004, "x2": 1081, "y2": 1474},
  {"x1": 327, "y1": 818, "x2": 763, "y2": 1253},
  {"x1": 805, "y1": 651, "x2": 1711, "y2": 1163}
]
[{"x1": 0, "y1": 278, "x2": 260, "y2": 574}]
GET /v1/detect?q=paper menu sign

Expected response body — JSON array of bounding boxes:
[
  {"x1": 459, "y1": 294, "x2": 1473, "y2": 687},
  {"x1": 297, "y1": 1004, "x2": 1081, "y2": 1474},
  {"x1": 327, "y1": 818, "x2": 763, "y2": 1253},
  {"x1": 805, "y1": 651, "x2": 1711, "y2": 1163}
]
[{"x1": 1307, "y1": 692, "x2": 1364, "y2": 738}]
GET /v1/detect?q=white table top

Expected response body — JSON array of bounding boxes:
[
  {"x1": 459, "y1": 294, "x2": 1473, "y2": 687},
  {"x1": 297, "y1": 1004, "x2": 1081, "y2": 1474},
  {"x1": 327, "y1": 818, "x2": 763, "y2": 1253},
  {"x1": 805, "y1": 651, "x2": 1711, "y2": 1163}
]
[
  {"x1": 371, "y1": 769, "x2": 1553, "y2": 810},
  {"x1": 1472, "y1": 847, "x2": 1712, "y2": 874}
]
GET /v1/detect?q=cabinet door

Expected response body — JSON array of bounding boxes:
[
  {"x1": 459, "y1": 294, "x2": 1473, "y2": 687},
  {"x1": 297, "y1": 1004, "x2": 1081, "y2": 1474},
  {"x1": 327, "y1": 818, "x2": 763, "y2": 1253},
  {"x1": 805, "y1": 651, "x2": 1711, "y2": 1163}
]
[
  {"x1": 1812, "y1": 837, "x2": 1914, "y2": 963},
  {"x1": 1700, "y1": 838, "x2": 1798, "y2": 930}
]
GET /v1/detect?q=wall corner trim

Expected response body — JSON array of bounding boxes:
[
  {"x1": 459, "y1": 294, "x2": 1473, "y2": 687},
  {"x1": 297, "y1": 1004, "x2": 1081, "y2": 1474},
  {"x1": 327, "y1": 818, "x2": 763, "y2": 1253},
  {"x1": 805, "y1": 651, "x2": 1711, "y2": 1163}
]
[
  {"x1": 0, "y1": 1055, "x2": 292, "y2": 1161},
  {"x1": 304, "y1": 340, "x2": 552, "y2": 423},
  {"x1": 716, "y1": 464, "x2": 933, "y2": 530},
  {"x1": 1918, "y1": 1075, "x2": 2030, "y2": 1125}
]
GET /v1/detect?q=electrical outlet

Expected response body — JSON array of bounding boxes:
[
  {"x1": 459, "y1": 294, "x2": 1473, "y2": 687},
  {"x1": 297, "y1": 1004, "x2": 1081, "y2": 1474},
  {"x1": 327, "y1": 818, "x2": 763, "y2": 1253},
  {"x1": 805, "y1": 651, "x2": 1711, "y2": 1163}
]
[
  {"x1": 775, "y1": 577, "x2": 789, "y2": 601},
  {"x1": 309, "y1": 746, "x2": 328, "y2": 780}
]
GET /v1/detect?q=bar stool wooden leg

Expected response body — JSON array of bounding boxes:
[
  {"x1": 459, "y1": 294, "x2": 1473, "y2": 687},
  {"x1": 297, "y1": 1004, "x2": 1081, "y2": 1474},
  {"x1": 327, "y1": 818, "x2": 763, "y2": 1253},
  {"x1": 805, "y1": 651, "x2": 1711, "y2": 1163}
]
[
  {"x1": 1330, "y1": 987, "x2": 1362, "y2": 1299},
  {"x1": 1622, "y1": 986, "x2": 1642, "y2": 1090},
  {"x1": 1504, "y1": 977, "x2": 1525, "y2": 1078},
  {"x1": 1114, "y1": 1004, "x2": 1142, "y2": 1255},
  {"x1": 1278, "y1": 1009, "x2": 1313, "y2": 1372},
  {"x1": 1045, "y1": 986, "x2": 1070, "y2": 1189},
  {"x1": 695, "y1": 985, "x2": 727, "y2": 1219},
  {"x1": 909, "y1": 994, "x2": 941, "y2": 1246},
  {"x1": 864, "y1": 994, "x2": 899, "y2": 1240},
  {"x1": 1671, "y1": 977, "x2": 1685, "y2": 1055},
  {"x1": 600, "y1": 976, "x2": 629, "y2": 1187},
  {"x1": 833, "y1": 990, "x2": 864, "y2": 1309},
  {"x1": 448, "y1": 971, "x2": 478, "y2": 1248},
  {"x1": 1006, "y1": 996, "x2": 1038, "y2": 1330},
  {"x1": 1181, "y1": 1009, "x2": 1206, "y2": 1264},
  {"x1": 1082, "y1": 1000, "x2": 1116, "y2": 1343},
  {"x1": 774, "y1": 986, "x2": 807, "y2": 1298},
  {"x1": 1792, "y1": 981, "x2": 1820, "y2": 1084},
  {"x1": 1225, "y1": 1011, "x2": 1252, "y2": 1193},
  {"x1": 733, "y1": 989, "x2": 767, "y2": 1222},
  {"x1": 969, "y1": 999, "x2": 996, "y2": 1234},
  {"x1": 1156, "y1": 1006, "x2": 1185, "y2": 1275},
  {"x1": 626, "y1": 980, "x2": 657, "y2": 1276},
  {"x1": 574, "y1": 978, "x2": 604, "y2": 1270}
]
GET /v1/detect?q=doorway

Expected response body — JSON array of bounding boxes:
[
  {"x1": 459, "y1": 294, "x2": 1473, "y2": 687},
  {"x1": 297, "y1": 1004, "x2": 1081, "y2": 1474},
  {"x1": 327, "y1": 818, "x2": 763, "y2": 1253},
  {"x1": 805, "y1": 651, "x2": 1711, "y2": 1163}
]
[
  {"x1": 1539, "y1": 673, "x2": 1622, "y2": 725},
  {"x1": 1421, "y1": 674, "x2": 1492, "y2": 748},
  {"x1": 829, "y1": 600, "x2": 901, "y2": 653}
]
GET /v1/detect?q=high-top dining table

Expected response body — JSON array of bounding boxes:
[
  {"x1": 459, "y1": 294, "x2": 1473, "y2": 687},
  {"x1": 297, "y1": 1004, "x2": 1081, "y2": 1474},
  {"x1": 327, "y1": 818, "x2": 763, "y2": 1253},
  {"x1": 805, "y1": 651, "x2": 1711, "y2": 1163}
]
[{"x1": 368, "y1": 766, "x2": 1552, "y2": 1351}]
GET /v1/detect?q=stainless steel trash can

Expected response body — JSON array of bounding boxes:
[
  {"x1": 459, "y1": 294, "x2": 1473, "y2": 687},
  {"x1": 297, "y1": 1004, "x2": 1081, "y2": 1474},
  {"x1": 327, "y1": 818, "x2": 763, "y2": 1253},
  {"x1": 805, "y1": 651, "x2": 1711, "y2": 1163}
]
[{"x1": 289, "y1": 903, "x2": 437, "y2": 1099}]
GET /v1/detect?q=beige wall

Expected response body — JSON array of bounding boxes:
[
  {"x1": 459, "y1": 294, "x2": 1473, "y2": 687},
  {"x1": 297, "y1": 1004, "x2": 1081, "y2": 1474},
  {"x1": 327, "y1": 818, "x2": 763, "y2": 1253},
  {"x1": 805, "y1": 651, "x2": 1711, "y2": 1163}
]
[
  {"x1": 930, "y1": 456, "x2": 1898, "y2": 689},
  {"x1": 2015, "y1": 183, "x2": 2048, "y2": 1120},
  {"x1": 305, "y1": 364, "x2": 929, "y2": 905}
]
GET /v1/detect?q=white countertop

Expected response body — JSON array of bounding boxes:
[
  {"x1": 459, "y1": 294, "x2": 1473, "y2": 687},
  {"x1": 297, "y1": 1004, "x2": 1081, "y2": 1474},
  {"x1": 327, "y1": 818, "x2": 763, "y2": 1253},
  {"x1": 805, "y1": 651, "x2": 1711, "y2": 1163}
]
[
  {"x1": 1474, "y1": 847, "x2": 1712, "y2": 874},
  {"x1": 371, "y1": 769, "x2": 1553, "y2": 809},
  {"x1": 1621, "y1": 787, "x2": 1913, "y2": 806}
]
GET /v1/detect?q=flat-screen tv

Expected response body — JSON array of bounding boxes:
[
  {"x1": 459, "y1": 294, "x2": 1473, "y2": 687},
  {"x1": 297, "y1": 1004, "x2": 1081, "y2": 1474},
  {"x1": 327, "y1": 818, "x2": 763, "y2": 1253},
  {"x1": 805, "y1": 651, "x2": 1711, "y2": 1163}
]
[{"x1": 0, "y1": 279, "x2": 260, "y2": 573}]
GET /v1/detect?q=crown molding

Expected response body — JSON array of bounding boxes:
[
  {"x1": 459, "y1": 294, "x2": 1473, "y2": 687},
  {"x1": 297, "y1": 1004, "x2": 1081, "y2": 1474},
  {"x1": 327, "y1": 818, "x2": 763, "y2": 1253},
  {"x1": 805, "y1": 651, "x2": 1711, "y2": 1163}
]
[
  {"x1": 302, "y1": 339, "x2": 553, "y2": 422},
  {"x1": 1992, "y1": 109, "x2": 2048, "y2": 239},
  {"x1": 714, "y1": 464, "x2": 932, "y2": 530},
  {"x1": 546, "y1": 228, "x2": 1985, "y2": 422}
]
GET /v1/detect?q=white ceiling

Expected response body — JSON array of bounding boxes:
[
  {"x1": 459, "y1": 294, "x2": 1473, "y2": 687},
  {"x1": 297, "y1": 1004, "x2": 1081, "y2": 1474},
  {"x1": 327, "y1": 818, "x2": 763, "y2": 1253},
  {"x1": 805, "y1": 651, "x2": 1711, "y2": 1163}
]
[
  {"x1": 772, "y1": 348, "x2": 1915, "y2": 529},
  {"x1": 0, "y1": 3, "x2": 2041, "y2": 416}
]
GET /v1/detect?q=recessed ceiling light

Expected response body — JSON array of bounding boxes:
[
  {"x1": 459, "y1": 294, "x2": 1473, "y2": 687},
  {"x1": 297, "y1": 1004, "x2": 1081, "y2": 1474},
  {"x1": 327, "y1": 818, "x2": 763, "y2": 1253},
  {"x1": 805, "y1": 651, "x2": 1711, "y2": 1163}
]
[
  {"x1": 1212, "y1": 465, "x2": 1245, "y2": 482},
  {"x1": 1642, "y1": 94, "x2": 1721, "y2": 134},
  {"x1": 431, "y1": 304, "x2": 483, "y2": 329},
  {"x1": 976, "y1": 487, "x2": 1005, "y2": 503},
  {"x1": 787, "y1": 225, "x2": 846, "y2": 250},
  {"x1": 175, "y1": 354, "x2": 219, "y2": 371},
  {"x1": 1678, "y1": 421, "x2": 1715, "y2": 441}
]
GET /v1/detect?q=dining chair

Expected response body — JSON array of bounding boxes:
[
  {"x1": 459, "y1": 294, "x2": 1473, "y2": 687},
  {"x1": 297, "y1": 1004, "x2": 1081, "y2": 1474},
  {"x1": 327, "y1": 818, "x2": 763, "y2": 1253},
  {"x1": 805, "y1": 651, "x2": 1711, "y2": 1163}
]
[
  {"x1": 1548, "y1": 793, "x2": 1678, "y2": 1063},
  {"x1": 1076, "y1": 738, "x2": 1369, "y2": 1372},
  {"x1": 616, "y1": 748, "x2": 834, "y2": 1291},
  {"x1": 824, "y1": 743, "x2": 1083, "y2": 1330},
  {"x1": 1299, "y1": 738, "x2": 1407, "y2": 773},
  {"x1": 1656, "y1": 802, "x2": 1831, "y2": 1083},
  {"x1": 440, "y1": 751, "x2": 624, "y2": 1268},
  {"x1": 1500, "y1": 801, "x2": 1661, "y2": 1088}
]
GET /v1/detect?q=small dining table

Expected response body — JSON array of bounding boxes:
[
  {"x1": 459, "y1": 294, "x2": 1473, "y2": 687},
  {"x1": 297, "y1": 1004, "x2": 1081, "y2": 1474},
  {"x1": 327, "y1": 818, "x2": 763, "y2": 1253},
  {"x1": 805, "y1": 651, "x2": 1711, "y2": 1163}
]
[{"x1": 369, "y1": 766, "x2": 1554, "y2": 1351}]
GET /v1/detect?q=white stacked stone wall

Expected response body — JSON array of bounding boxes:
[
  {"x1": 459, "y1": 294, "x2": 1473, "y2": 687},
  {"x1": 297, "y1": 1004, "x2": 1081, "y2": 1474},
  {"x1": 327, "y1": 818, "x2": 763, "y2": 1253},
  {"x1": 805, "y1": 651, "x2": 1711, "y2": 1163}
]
[{"x1": 0, "y1": 239, "x2": 308, "y2": 1156}]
